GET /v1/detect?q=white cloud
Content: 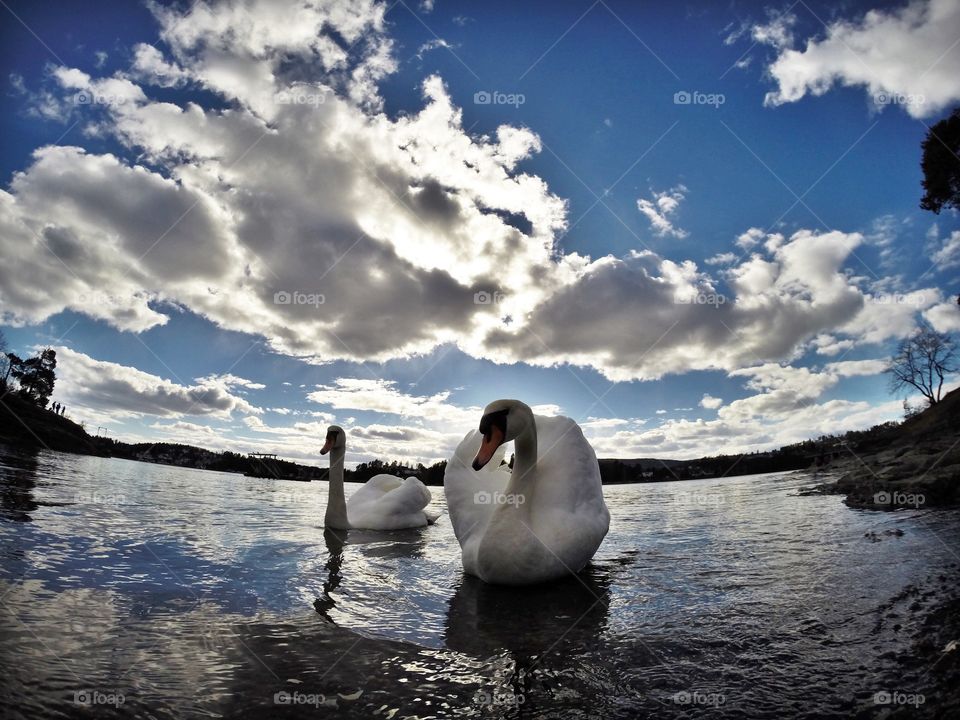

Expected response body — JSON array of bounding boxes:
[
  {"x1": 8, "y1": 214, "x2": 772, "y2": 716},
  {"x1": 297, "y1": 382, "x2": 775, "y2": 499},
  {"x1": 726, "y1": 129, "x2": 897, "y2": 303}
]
[
  {"x1": 824, "y1": 359, "x2": 888, "y2": 377},
  {"x1": 637, "y1": 184, "x2": 688, "y2": 238},
  {"x1": 924, "y1": 302, "x2": 960, "y2": 332},
  {"x1": 735, "y1": 227, "x2": 765, "y2": 250},
  {"x1": 483, "y1": 229, "x2": 939, "y2": 381},
  {"x1": 0, "y1": 0, "x2": 950, "y2": 427},
  {"x1": 705, "y1": 252, "x2": 737, "y2": 265},
  {"x1": 761, "y1": 0, "x2": 960, "y2": 118},
  {"x1": 583, "y1": 359, "x2": 898, "y2": 459},
  {"x1": 700, "y1": 394, "x2": 723, "y2": 409},
  {"x1": 130, "y1": 44, "x2": 190, "y2": 87},
  {"x1": 307, "y1": 377, "x2": 474, "y2": 425},
  {"x1": 751, "y1": 9, "x2": 797, "y2": 50},
  {"x1": 929, "y1": 230, "x2": 960, "y2": 270},
  {"x1": 812, "y1": 334, "x2": 855, "y2": 357},
  {"x1": 415, "y1": 39, "x2": 453, "y2": 60},
  {"x1": 51, "y1": 346, "x2": 262, "y2": 422},
  {"x1": 0, "y1": 1, "x2": 570, "y2": 366},
  {"x1": 196, "y1": 373, "x2": 267, "y2": 391}
]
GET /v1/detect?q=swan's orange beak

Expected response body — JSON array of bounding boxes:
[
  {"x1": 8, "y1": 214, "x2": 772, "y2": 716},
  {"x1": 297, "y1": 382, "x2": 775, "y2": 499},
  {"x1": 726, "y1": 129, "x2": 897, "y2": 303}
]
[
  {"x1": 472, "y1": 426, "x2": 504, "y2": 471},
  {"x1": 320, "y1": 433, "x2": 335, "y2": 455}
]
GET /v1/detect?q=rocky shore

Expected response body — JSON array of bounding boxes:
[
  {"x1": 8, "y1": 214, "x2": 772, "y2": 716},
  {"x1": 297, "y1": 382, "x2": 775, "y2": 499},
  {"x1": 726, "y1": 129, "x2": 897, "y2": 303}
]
[{"x1": 806, "y1": 389, "x2": 960, "y2": 510}]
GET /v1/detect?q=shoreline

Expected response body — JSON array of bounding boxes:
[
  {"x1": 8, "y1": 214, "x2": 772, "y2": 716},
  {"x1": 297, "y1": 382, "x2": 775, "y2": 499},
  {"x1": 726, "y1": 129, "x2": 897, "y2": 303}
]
[
  {"x1": 803, "y1": 390, "x2": 960, "y2": 510},
  {"x1": 2, "y1": 389, "x2": 958, "y2": 501}
]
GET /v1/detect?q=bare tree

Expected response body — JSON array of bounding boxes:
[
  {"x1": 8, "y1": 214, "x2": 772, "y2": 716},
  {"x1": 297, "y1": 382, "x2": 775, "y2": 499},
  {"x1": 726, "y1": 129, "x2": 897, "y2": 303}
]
[{"x1": 886, "y1": 326, "x2": 959, "y2": 406}]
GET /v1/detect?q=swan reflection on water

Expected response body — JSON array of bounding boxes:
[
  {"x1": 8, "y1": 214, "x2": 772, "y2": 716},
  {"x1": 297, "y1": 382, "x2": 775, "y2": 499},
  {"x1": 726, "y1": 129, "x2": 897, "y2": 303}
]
[
  {"x1": 444, "y1": 567, "x2": 613, "y2": 709},
  {"x1": 444, "y1": 569, "x2": 611, "y2": 658},
  {"x1": 312, "y1": 525, "x2": 433, "y2": 622},
  {"x1": 311, "y1": 520, "x2": 627, "y2": 709}
]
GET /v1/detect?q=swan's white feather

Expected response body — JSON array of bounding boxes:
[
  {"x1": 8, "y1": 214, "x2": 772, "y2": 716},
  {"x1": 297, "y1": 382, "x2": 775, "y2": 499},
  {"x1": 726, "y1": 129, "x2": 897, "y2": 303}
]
[
  {"x1": 444, "y1": 430, "x2": 510, "y2": 568},
  {"x1": 346, "y1": 474, "x2": 436, "y2": 530},
  {"x1": 444, "y1": 416, "x2": 609, "y2": 585}
]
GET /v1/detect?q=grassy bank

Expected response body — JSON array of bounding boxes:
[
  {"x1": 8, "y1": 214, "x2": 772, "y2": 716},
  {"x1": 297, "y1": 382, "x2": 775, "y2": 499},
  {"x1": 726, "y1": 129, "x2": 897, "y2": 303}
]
[{"x1": 0, "y1": 392, "x2": 104, "y2": 455}]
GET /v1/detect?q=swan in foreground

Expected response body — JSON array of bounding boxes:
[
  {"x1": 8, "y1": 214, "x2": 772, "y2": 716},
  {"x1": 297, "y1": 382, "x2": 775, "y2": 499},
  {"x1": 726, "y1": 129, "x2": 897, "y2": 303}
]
[
  {"x1": 320, "y1": 425, "x2": 440, "y2": 530},
  {"x1": 444, "y1": 400, "x2": 610, "y2": 585}
]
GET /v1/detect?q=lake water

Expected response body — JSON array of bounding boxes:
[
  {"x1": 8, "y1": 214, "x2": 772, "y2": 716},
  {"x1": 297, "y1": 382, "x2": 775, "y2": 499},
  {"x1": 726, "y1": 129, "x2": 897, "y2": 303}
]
[{"x1": 1, "y1": 447, "x2": 958, "y2": 718}]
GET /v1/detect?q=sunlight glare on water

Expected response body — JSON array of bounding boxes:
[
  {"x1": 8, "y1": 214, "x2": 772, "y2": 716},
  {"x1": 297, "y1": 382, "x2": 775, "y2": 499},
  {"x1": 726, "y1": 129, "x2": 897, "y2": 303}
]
[{"x1": 0, "y1": 447, "x2": 957, "y2": 718}]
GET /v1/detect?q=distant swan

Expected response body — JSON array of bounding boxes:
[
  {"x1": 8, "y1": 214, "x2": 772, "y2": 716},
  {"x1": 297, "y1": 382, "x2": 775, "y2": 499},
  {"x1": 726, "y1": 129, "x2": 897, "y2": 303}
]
[
  {"x1": 320, "y1": 425, "x2": 440, "y2": 530},
  {"x1": 444, "y1": 400, "x2": 610, "y2": 585}
]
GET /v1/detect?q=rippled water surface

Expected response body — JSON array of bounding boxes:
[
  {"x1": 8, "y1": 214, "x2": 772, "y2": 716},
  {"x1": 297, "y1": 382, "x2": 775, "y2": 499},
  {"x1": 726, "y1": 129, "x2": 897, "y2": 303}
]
[{"x1": 1, "y1": 447, "x2": 958, "y2": 718}]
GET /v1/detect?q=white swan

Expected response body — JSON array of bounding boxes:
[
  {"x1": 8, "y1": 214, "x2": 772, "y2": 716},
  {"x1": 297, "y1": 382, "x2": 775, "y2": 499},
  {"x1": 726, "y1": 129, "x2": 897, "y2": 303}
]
[
  {"x1": 444, "y1": 400, "x2": 610, "y2": 585},
  {"x1": 320, "y1": 425, "x2": 440, "y2": 530}
]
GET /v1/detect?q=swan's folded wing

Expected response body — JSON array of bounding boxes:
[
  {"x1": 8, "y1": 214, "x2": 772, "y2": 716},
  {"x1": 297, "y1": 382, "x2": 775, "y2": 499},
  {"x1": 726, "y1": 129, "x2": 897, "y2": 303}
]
[
  {"x1": 443, "y1": 430, "x2": 509, "y2": 549},
  {"x1": 532, "y1": 415, "x2": 610, "y2": 542},
  {"x1": 347, "y1": 474, "x2": 432, "y2": 529}
]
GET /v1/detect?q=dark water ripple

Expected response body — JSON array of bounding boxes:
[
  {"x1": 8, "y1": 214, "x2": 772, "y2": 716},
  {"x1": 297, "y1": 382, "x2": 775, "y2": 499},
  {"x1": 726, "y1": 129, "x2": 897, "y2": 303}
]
[{"x1": 0, "y1": 446, "x2": 958, "y2": 718}]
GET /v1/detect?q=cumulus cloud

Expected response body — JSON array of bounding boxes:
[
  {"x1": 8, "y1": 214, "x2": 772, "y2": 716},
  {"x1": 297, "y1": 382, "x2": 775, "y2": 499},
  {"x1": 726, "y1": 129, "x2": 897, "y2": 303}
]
[
  {"x1": 760, "y1": 0, "x2": 960, "y2": 118},
  {"x1": 0, "y1": 0, "x2": 571, "y2": 366},
  {"x1": 0, "y1": 0, "x2": 950, "y2": 429},
  {"x1": 584, "y1": 360, "x2": 897, "y2": 459},
  {"x1": 51, "y1": 346, "x2": 262, "y2": 421},
  {"x1": 735, "y1": 227, "x2": 766, "y2": 250},
  {"x1": 700, "y1": 394, "x2": 723, "y2": 409},
  {"x1": 924, "y1": 302, "x2": 960, "y2": 332},
  {"x1": 637, "y1": 184, "x2": 688, "y2": 238},
  {"x1": 307, "y1": 377, "x2": 474, "y2": 426},
  {"x1": 483, "y1": 229, "x2": 938, "y2": 381}
]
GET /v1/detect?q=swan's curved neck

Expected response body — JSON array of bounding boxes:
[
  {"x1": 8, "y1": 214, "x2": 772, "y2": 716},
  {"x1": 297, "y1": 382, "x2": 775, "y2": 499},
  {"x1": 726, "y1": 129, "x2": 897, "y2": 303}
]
[
  {"x1": 507, "y1": 419, "x2": 538, "y2": 493},
  {"x1": 324, "y1": 445, "x2": 350, "y2": 529}
]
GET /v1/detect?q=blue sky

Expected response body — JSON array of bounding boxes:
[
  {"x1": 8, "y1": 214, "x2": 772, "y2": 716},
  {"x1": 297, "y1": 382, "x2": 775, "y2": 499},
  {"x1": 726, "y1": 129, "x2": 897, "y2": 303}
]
[{"x1": 1, "y1": 0, "x2": 959, "y2": 466}]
